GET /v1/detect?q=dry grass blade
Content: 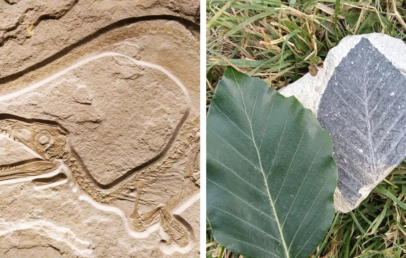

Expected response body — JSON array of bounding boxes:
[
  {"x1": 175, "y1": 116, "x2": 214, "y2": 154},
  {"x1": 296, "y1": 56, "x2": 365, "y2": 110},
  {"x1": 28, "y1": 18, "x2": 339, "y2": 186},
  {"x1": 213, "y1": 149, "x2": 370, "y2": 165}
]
[
  {"x1": 316, "y1": 3, "x2": 345, "y2": 19},
  {"x1": 391, "y1": 0, "x2": 406, "y2": 31}
]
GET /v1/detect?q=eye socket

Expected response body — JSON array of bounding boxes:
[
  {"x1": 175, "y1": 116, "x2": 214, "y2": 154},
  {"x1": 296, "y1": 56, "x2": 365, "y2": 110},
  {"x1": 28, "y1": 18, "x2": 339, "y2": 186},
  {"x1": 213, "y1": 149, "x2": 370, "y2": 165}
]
[
  {"x1": 35, "y1": 130, "x2": 53, "y2": 152},
  {"x1": 39, "y1": 135, "x2": 49, "y2": 145}
]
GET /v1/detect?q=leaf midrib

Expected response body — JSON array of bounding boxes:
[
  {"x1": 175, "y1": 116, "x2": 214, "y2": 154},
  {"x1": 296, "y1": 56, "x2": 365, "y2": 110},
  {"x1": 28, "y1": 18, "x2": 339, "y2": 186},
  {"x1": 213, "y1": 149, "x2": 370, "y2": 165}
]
[
  {"x1": 362, "y1": 64, "x2": 377, "y2": 175},
  {"x1": 231, "y1": 70, "x2": 290, "y2": 258}
]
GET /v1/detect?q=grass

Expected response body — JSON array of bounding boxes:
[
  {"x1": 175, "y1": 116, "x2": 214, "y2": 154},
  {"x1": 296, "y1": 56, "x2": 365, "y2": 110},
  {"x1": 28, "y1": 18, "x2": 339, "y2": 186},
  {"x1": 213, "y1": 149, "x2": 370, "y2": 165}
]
[
  {"x1": 206, "y1": 0, "x2": 406, "y2": 108},
  {"x1": 206, "y1": 0, "x2": 406, "y2": 257}
]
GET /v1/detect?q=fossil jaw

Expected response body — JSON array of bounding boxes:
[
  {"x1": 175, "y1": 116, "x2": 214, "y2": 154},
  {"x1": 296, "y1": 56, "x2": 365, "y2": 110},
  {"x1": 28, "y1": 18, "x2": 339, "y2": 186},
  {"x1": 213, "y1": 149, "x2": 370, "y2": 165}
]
[
  {"x1": 0, "y1": 129, "x2": 19, "y2": 142},
  {"x1": 0, "y1": 119, "x2": 67, "y2": 181},
  {"x1": 0, "y1": 160, "x2": 61, "y2": 181}
]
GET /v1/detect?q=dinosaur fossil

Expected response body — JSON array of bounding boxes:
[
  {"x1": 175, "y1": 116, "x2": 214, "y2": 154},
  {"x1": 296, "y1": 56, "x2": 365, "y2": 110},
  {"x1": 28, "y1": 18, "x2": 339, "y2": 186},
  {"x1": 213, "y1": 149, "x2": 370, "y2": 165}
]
[{"x1": 0, "y1": 115, "x2": 200, "y2": 248}]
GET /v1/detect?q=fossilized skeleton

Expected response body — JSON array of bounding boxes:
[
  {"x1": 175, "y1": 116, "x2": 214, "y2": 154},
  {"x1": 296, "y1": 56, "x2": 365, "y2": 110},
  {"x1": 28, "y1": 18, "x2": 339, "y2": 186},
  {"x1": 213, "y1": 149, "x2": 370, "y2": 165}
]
[{"x1": 0, "y1": 116, "x2": 200, "y2": 248}]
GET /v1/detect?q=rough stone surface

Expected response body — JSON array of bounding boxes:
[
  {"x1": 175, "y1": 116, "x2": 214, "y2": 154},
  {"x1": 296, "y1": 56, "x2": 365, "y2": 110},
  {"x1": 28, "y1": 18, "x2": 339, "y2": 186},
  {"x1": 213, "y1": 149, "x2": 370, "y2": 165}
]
[
  {"x1": 0, "y1": 0, "x2": 200, "y2": 79},
  {"x1": 0, "y1": 1, "x2": 200, "y2": 257},
  {"x1": 281, "y1": 34, "x2": 406, "y2": 212}
]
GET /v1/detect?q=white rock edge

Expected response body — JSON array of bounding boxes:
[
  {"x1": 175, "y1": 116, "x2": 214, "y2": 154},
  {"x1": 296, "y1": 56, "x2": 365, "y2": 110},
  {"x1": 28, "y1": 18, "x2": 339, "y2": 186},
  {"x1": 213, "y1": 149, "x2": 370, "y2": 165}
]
[
  {"x1": 280, "y1": 33, "x2": 406, "y2": 115},
  {"x1": 0, "y1": 52, "x2": 192, "y2": 107}
]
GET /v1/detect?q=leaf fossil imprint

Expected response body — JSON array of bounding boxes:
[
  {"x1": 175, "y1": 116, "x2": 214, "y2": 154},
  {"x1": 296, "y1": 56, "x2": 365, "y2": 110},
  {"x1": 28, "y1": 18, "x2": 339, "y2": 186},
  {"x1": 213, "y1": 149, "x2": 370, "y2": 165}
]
[
  {"x1": 207, "y1": 68, "x2": 337, "y2": 258},
  {"x1": 318, "y1": 38, "x2": 406, "y2": 212}
]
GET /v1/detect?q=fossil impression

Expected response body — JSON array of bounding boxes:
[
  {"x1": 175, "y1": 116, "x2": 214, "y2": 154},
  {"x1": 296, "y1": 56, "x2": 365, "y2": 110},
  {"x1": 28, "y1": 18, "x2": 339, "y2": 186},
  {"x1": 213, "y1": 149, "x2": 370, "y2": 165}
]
[
  {"x1": 0, "y1": 11, "x2": 200, "y2": 257},
  {"x1": 281, "y1": 34, "x2": 406, "y2": 212},
  {"x1": 0, "y1": 116, "x2": 198, "y2": 248}
]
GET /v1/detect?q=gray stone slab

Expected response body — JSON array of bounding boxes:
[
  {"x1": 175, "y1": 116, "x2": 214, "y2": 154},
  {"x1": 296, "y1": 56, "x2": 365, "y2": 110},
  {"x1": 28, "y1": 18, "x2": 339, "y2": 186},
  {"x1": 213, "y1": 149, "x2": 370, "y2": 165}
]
[{"x1": 281, "y1": 34, "x2": 406, "y2": 212}]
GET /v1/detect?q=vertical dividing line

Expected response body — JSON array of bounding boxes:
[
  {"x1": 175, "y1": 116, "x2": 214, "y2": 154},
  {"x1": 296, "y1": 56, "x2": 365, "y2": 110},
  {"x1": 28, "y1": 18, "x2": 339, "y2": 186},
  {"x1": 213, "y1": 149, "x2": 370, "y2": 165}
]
[{"x1": 200, "y1": 5, "x2": 208, "y2": 258}]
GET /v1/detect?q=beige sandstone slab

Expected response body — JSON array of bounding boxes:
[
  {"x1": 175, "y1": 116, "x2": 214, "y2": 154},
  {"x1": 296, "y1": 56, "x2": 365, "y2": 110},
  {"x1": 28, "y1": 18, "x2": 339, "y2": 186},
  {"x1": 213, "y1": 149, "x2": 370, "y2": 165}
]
[
  {"x1": 0, "y1": 2, "x2": 200, "y2": 257},
  {"x1": 0, "y1": 0, "x2": 199, "y2": 79}
]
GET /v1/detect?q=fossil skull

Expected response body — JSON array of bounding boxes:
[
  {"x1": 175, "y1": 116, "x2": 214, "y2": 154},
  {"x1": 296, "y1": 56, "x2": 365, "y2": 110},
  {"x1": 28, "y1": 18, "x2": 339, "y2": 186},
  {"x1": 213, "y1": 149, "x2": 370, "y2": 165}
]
[{"x1": 0, "y1": 117, "x2": 68, "y2": 180}]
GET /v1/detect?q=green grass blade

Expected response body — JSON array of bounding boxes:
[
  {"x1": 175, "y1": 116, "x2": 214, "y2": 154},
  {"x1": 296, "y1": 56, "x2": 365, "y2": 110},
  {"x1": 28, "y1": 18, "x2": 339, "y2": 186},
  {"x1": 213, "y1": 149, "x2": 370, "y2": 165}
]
[
  {"x1": 375, "y1": 185, "x2": 406, "y2": 210},
  {"x1": 334, "y1": 0, "x2": 341, "y2": 40},
  {"x1": 224, "y1": 12, "x2": 271, "y2": 37}
]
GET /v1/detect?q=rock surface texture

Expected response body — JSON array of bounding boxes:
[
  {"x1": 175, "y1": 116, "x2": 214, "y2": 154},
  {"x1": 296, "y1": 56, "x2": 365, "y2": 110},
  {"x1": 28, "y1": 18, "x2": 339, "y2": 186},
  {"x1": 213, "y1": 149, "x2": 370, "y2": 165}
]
[
  {"x1": 0, "y1": 1, "x2": 200, "y2": 257},
  {"x1": 281, "y1": 34, "x2": 406, "y2": 213}
]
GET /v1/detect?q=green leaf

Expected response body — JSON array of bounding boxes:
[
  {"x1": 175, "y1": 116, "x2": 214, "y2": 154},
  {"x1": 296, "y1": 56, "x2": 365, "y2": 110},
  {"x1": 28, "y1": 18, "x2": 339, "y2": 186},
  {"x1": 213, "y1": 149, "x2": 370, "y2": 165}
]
[{"x1": 207, "y1": 68, "x2": 338, "y2": 258}]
